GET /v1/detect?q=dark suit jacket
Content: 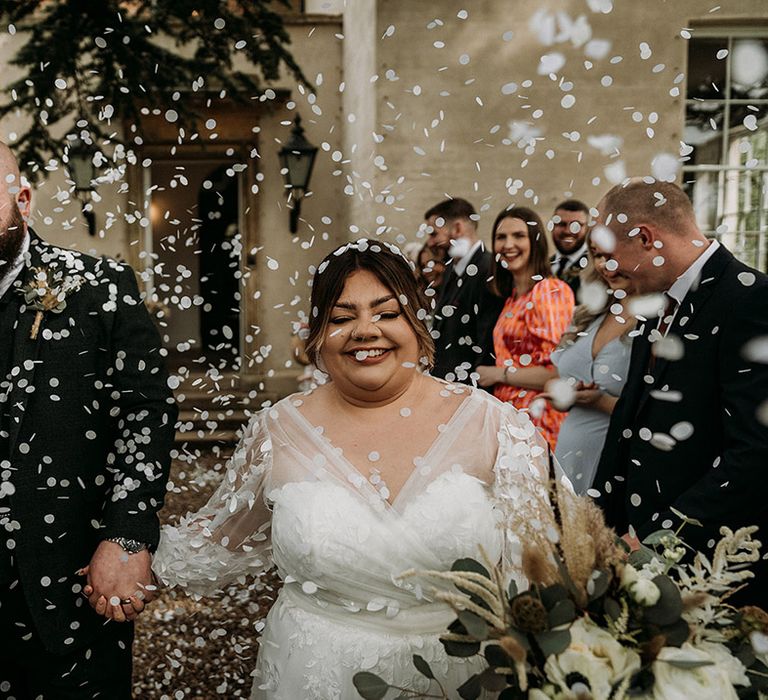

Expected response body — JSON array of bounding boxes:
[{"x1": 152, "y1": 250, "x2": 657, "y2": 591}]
[
  {"x1": 3, "y1": 232, "x2": 177, "y2": 653},
  {"x1": 594, "y1": 245, "x2": 768, "y2": 607},
  {"x1": 431, "y1": 245, "x2": 503, "y2": 383},
  {"x1": 551, "y1": 251, "x2": 589, "y2": 301}
]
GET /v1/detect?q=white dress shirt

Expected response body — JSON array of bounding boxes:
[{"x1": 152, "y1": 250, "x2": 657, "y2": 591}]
[
  {"x1": 659, "y1": 239, "x2": 720, "y2": 334},
  {"x1": 551, "y1": 242, "x2": 587, "y2": 276},
  {"x1": 452, "y1": 239, "x2": 483, "y2": 277},
  {"x1": 0, "y1": 231, "x2": 29, "y2": 299}
]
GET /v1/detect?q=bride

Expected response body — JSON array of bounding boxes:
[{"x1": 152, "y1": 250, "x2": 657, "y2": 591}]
[{"x1": 152, "y1": 239, "x2": 553, "y2": 699}]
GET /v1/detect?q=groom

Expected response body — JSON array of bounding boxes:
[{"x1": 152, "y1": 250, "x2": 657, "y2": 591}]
[
  {"x1": 592, "y1": 179, "x2": 768, "y2": 607},
  {"x1": 0, "y1": 143, "x2": 177, "y2": 697}
]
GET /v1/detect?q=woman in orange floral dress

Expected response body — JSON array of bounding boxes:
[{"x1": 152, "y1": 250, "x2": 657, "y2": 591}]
[{"x1": 476, "y1": 207, "x2": 575, "y2": 450}]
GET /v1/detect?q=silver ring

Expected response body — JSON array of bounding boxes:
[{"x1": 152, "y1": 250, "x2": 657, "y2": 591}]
[{"x1": 120, "y1": 598, "x2": 132, "y2": 605}]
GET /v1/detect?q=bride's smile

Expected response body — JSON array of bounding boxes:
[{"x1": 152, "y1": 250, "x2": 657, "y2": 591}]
[{"x1": 320, "y1": 268, "x2": 423, "y2": 397}]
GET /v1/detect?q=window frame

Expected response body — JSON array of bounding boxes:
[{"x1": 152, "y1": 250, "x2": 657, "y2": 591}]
[{"x1": 683, "y1": 26, "x2": 768, "y2": 272}]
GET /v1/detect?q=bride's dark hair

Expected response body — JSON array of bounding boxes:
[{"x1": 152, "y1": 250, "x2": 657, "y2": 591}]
[{"x1": 305, "y1": 239, "x2": 435, "y2": 369}]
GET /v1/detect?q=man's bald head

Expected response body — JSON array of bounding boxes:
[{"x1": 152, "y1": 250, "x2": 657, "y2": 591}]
[
  {"x1": 598, "y1": 178, "x2": 698, "y2": 240},
  {"x1": 592, "y1": 178, "x2": 711, "y2": 294}
]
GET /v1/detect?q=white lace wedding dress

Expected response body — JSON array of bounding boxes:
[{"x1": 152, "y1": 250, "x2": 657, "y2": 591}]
[{"x1": 153, "y1": 383, "x2": 552, "y2": 699}]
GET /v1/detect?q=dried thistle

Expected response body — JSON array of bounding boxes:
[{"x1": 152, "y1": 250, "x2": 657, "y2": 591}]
[{"x1": 509, "y1": 595, "x2": 548, "y2": 634}]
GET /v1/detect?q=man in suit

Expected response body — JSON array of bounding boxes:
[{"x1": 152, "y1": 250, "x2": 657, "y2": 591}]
[
  {"x1": 592, "y1": 178, "x2": 768, "y2": 607},
  {"x1": 424, "y1": 198, "x2": 503, "y2": 384},
  {"x1": 550, "y1": 199, "x2": 590, "y2": 300},
  {"x1": 0, "y1": 143, "x2": 177, "y2": 696}
]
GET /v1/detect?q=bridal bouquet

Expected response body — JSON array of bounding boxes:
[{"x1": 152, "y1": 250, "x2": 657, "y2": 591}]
[{"x1": 354, "y1": 477, "x2": 768, "y2": 700}]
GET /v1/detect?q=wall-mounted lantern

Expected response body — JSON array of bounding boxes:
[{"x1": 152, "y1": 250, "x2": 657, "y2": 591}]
[
  {"x1": 278, "y1": 115, "x2": 318, "y2": 233},
  {"x1": 65, "y1": 135, "x2": 97, "y2": 237}
]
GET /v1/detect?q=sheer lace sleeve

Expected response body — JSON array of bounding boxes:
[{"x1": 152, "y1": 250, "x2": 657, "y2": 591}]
[
  {"x1": 152, "y1": 411, "x2": 274, "y2": 597},
  {"x1": 491, "y1": 401, "x2": 569, "y2": 582}
]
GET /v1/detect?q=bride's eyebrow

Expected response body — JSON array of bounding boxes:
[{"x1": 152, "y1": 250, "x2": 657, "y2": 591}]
[{"x1": 333, "y1": 295, "x2": 397, "y2": 310}]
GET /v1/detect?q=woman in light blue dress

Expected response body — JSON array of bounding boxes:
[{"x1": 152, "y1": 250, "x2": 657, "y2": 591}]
[{"x1": 550, "y1": 239, "x2": 636, "y2": 495}]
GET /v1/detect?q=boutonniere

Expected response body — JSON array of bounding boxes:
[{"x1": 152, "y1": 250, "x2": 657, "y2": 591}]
[{"x1": 18, "y1": 267, "x2": 85, "y2": 339}]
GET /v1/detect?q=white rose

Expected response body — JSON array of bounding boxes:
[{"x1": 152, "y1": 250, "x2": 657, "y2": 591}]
[
  {"x1": 545, "y1": 618, "x2": 641, "y2": 700},
  {"x1": 620, "y1": 564, "x2": 639, "y2": 589},
  {"x1": 629, "y1": 578, "x2": 661, "y2": 607},
  {"x1": 652, "y1": 643, "x2": 741, "y2": 700},
  {"x1": 694, "y1": 641, "x2": 750, "y2": 687}
]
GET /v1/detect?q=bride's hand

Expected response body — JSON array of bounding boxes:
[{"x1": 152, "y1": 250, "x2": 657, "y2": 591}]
[{"x1": 78, "y1": 560, "x2": 158, "y2": 621}]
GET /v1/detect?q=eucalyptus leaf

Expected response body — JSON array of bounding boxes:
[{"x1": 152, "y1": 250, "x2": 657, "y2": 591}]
[
  {"x1": 548, "y1": 599, "x2": 576, "y2": 628},
  {"x1": 658, "y1": 658, "x2": 714, "y2": 670},
  {"x1": 352, "y1": 672, "x2": 390, "y2": 699},
  {"x1": 535, "y1": 628, "x2": 571, "y2": 657},
  {"x1": 642, "y1": 529, "x2": 676, "y2": 546},
  {"x1": 477, "y1": 667, "x2": 509, "y2": 691},
  {"x1": 604, "y1": 597, "x2": 622, "y2": 622},
  {"x1": 669, "y1": 507, "x2": 703, "y2": 528},
  {"x1": 457, "y1": 673, "x2": 482, "y2": 700},
  {"x1": 451, "y1": 557, "x2": 491, "y2": 580},
  {"x1": 659, "y1": 618, "x2": 690, "y2": 647},
  {"x1": 458, "y1": 610, "x2": 489, "y2": 641},
  {"x1": 587, "y1": 570, "x2": 610, "y2": 602},
  {"x1": 499, "y1": 688, "x2": 527, "y2": 700},
  {"x1": 540, "y1": 583, "x2": 569, "y2": 609},
  {"x1": 412, "y1": 654, "x2": 434, "y2": 679},
  {"x1": 441, "y1": 637, "x2": 481, "y2": 657},
  {"x1": 644, "y1": 575, "x2": 683, "y2": 626},
  {"x1": 484, "y1": 643, "x2": 509, "y2": 667},
  {"x1": 629, "y1": 544, "x2": 657, "y2": 568}
]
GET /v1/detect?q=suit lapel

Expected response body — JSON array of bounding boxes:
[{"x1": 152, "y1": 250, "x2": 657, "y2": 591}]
[
  {"x1": 7, "y1": 233, "x2": 48, "y2": 454},
  {"x1": 633, "y1": 245, "x2": 732, "y2": 418}
]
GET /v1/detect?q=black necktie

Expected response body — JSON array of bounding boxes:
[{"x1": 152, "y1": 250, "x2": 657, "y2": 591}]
[{"x1": 556, "y1": 256, "x2": 569, "y2": 278}]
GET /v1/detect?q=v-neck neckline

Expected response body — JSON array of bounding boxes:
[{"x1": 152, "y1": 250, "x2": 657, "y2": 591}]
[{"x1": 286, "y1": 391, "x2": 475, "y2": 510}]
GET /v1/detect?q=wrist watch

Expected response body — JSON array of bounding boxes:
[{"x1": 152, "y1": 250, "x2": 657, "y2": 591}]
[{"x1": 105, "y1": 536, "x2": 150, "y2": 554}]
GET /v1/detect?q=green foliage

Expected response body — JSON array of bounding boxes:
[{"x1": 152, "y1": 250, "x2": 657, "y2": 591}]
[
  {"x1": 0, "y1": 0, "x2": 310, "y2": 175},
  {"x1": 352, "y1": 672, "x2": 389, "y2": 700}
]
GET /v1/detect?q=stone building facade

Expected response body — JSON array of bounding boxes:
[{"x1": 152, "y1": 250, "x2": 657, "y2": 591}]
[{"x1": 0, "y1": 0, "x2": 765, "y2": 398}]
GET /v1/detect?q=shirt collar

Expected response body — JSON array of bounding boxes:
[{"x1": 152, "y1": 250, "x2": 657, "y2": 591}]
[
  {"x1": 0, "y1": 231, "x2": 29, "y2": 300},
  {"x1": 452, "y1": 239, "x2": 483, "y2": 276},
  {"x1": 666, "y1": 239, "x2": 720, "y2": 306}
]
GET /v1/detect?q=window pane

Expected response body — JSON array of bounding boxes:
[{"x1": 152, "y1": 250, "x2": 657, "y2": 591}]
[
  {"x1": 730, "y1": 39, "x2": 768, "y2": 99},
  {"x1": 721, "y1": 169, "x2": 767, "y2": 270},
  {"x1": 683, "y1": 171, "x2": 721, "y2": 232},
  {"x1": 684, "y1": 101, "x2": 724, "y2": 164},
  {"x1": 727, "y1": 104, "x2": 768, "y2": 167},
  {"x1": 687, "y1": 38, "x2": 728, "y2": 99}
]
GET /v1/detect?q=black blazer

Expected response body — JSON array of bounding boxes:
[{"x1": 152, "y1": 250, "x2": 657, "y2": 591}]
[
  {"x1": 594, "y1": 245, "x2": 768, "y2": 606},
  {"x1": 551, "y1": 251, "x2": 589, "y2": 301},
  {"x1": 431, "y1": 245, "x2": 503, "y2": 383},
  {"x1": 3, "y1": 232, "x2": 177, "y2": 653}
]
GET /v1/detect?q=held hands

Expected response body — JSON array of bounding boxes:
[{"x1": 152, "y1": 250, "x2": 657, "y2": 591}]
[
  {"x1": 541, "y1": 380, "x2": 605, "y2": 411},
  {"x1": 79, "y1": 540, "x2": 157, "y2": 622},
  {"x1": 571, "y1": 381, "x2": 604, "y2": 407}
]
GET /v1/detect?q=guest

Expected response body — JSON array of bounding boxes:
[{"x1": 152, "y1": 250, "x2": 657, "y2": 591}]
[
  {"x1": 591, "y1": 179, "x2": 768, "y2": 608},
  {"x1": 476, "y1": 207, "x2": 574, "y2": 450},
  {"x1": 425, "y1": 198, "x2": 502, "y2": 384},
  {"x1": 550, "y1": 199, "x2": 590, "y2": 299},
  {"x1": 151, "y1": 238, "x2": 551, "y2": 697},
  {"x1": 415, "y1": 242, "x2": 447, "y2": 298},
  {"x1": 550, "y1": 234, "x2": 636, "y2": 494}
]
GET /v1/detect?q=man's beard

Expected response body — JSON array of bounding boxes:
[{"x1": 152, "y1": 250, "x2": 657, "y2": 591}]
[{"x1": 0, "y1": 204, "x2": 27, "y2": 285}]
